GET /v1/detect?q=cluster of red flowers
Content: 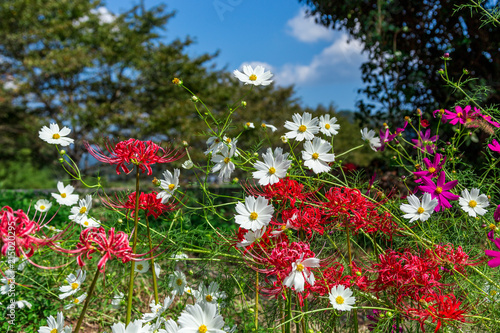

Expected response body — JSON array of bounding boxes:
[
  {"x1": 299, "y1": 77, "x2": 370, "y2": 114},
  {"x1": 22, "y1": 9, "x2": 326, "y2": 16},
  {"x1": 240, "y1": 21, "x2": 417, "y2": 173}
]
[
  {"x1": 424, "y1": 243, "x2": 483, "y2": 274},
  {"x1": 104, "y1": 191, "x2": 179, "y2": 219}
]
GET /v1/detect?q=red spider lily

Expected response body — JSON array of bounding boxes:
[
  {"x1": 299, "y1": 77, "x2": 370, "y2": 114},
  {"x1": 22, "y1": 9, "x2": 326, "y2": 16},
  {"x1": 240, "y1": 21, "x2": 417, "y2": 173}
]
[
  {"x1": 369, "y1": 249, "x2": 443, "y2": 301},
  {"x1": 424, "y1": 244, "x2": 483, "y2": 275},
  {"x1": 405, "y1": 293, "x2": 469, "y2": 332},
  {"x1": 103, "y1": 191, "x2": 180, "y2": 219},
  {"x1": 280, "y1": 206, "x2": 327, "y2": 237},
  {"x1": 243, "y1": 178, "x2": 311, "y2": 208},
  {"x1": 85, "y1": 138, "x2": 184, "y2": 175},
  {"x1": 309, "y1": 262, "x2": 351, "y2": 296}
]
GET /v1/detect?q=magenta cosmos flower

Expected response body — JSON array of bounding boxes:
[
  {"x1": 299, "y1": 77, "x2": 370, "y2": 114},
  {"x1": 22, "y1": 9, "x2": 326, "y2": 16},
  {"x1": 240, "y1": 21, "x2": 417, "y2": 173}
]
[
  {"x1": 413, "y1": 153, "x2": 446, "y2": 183},
  {"x1": 418, "y1": 172, "x2": 459, "y2": 212},
  {"x1": 412, "y1": 129, "x2": 438, "y2": 154},
  {"x1": 442, "y1": 105, "x2": 475, "y2": 125},
  {"x1": 486, "y1": 231, "x2": 500, "y2": 268},
  {"x1": 488, "y1": 139, "x2": 500, "y2": 154},
  {"x1": 85, "y1": 138, "x2": 184, "y2": 175}
]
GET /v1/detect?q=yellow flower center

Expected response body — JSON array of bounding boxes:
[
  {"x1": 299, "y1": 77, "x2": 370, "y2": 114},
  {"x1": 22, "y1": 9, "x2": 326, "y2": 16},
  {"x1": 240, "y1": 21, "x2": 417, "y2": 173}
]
[
  {"x1": 224, "y1": 157, "x2": 231, "y2": 164},
  {"x1": 312, "y1": 153, "x2": 319, "y2": 160},
  {"x1": 7, "y1": 279, "x2": 12, "y2": 284},
  {"x1": 198, "y1": 325, "x2": 208, "y2": 333},
  {"x1": 246, "y1": 122, "x2": 251, "y2": 126},
  {"x1": 469, "y1": 200, "x2": 477, "y2": 208},
  {"x1": 417, "y1": 207, "x2": 425, "y2": 214},
  {"x1": 296, "y1": 263, "x2": 304, "y2": 272},
  {"x1": 40, "y1": 205, "x2": 46, "y2": 210},
  {"x1": 298, "y1": 125, "x2": 307, "y2": 133},
  {"x1": 435, "y1": 187, "x2": 443, "y2": 194},
  {"x1": 439, "y1": 109, "x2": 445, "y2": 115},
  {"x1": 325, "y1": 123, "x2": 331, "y2": 129},
  {"x1": 457, "y1": 112, "x2": 463, "y2": 118},
  {"x1": 61, "y1": 193, "x2": 67, "y2": 198},
  {"x1": 261, "y1": 123, "x2": 266, "y2": 128},
  {"x1": 466, "y1": 118, "x2": 472, "y2": 123},
  {"x1": 137, "y1": 264, "x2": 143, "y2": 270},
  {"x1": 225, "y1": 138, "x2": 231, "y2": 143},
  {"x1": 168, "y1": 184, "x2": 176, "y2": 190},
  {"x1": 490, "y1": 224, "x2": 497, "y2": 231},
  {"x1": 172, "y1": 78, "x2": 180, "y2": 85},
  {"x1": 205, "y1": 295, "x2": 213, "y2": 302},
  {"x1": 74, "y1": 298, "x2": 80, "y2": 304},
  {"x1": 50, "y1": 329, "x2": 58, "y2": 333},
  {"x1": 71, "y1": 282, "x2": 79, "y2": 290},
  {"x1": 79, "y1": 207, "x2": 87, "y2": 214},
  {"x1": 249, "y1": 74, "x2": 257, "y2": 81},
  {"x1": 428, "y1": 167, "x2": 436, "y2": 173},
  {"x1": 281, "y1": 225, "x2": 286, "y2": 230},
  {"x1": 491, "y1": 290, "x2": 497, "y2": 296},
  {"x1": 268, "y1": 167, "x2": 276, "y2": 174},
  {"x1": 176, "y1": 278, "x2": 183, "y2": 286},
  {"x1": 335, "y1": 295, "x2": 345, "y2": 305},
  {"x1": 52, "y1": 133, "x2": 61, "y2": 139},
  {"x1": 249, "y1": 212, "x2": 258, "y2": 220},
  {"x1": 84, "y1": 221, "x2": 89, "y2": 226}
]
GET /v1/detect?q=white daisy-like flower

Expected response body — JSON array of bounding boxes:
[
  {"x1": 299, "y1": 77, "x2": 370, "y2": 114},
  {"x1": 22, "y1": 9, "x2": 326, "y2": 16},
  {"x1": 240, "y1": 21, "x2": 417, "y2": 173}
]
[
  {"x1": 64, "y1": 292, "x2": 87, "y2": 310},
  {"x1": 459, "y1": 188, "x2": 489, "y2": 217},
  {"x1": 177, "y1": 302, "x2": 225, "y2": 333},
  {"x1": 302, "y1": 137, "x2": 335, "y2": 174},
  {"x1": 35, "y1": 199, "x2": 52, "y2": 213},
  {"x1": 361, "y1": 128, "x2": 382, "y2": 151},
  {"x1": 235, "y1": 196, "x2": 274, "y2": 231},
  {"x1": 182, "y1": 160, "x2": 194, "y2": 169},
  {"x1": 154, "y1": 262, "x2": 161, "y2": 278},
  {"x1": 319, "y1": 114, "x2": 340, "y2": 136},
  {"x1": 284, "y1": 112, "x2": 320, "y2": 141},
  {"x1": 157, "y1": 169, "x2": 180, "y2": 203},
  {"x1": 59, "y1": 270, "x2": 86, "y2": 299},
  {"x1": 328, "y1": 285, "x2": 356, "y2": 311},
  {"x1": 233, "y1": 65, "x2": 273, "y2": 86},
  {"x1": 111, "y1": 291, "x2": 124, "y2": 309},
  {"x1": 39, "y1": 123, "x2": 74, "y2": 146},
  {"x1": 237, "y1": 226, "x2": 267, "y2": 248},
  {"x1": 52, "y1": 181, "x2": 79, "y2": 206},
  {"x1": 142, "y1": 295, "x2": 174, "y2": 323},
  {"x1": 75, "y1": 215, "x2": 101, "y2": 228},
  {"x1": 252, "y1": 147, "x2": 291, "y2": 186},
  {"x1": 211, "y1": 140, "x2": 238, "y2": 182},
  {"x1": 1, "y1": 270, "x2": 15, "y2": 295},
  {"x1": 44, "y1": 225, "x2": 63, "y2": 232},
  {"x1": 193, "y1": 281, "x2": 227, "y2": 305},
  {"x1": 184, "y1": 285, "x2": 194, "y2": 295},
  {"x1": 168, "y1": 270, "x2": 187, "y2": 295},
  {"x1": 283, "y1": 255, "x2": 320, "y2": 292},
  {"x1": 12, "y1": 255, "x2": 29, "y2": 271},
  {"x1": 271, "y1": 220, "x2": 294, "y2": 237},
  {"x1": 110, "y1": 320, "x2": 153, "y2": 333},
  {"x1": 13, "y1": 299, "x2": 32, "y2": 310},
  {"x1": 261, "y1": 123, "x2": 278, "y2": 132},
  {"x1": 205, "y1": 136, "x2": 224, "y2": 155},
  {"x1": 69, "y1": 194, "x2": 92, "y2": 221},
  {"x1": 400, "y1": 193, "x2": 438, "y2": 223},
  {"x1": 135, "y1": 261, "x2": 150, "y2": 274},
  {"x1": 38, "y1": 312, "x2": 72, "y2": 333},
  {"x1": 171, "y1": 252, "x2": 189, "y2": 262},
  {"x1": 245, "y1": 122, "x2": 255, "y2": 129},
  {"x1": 164, "y1": 319, "x2": 179, "y2": 333}
]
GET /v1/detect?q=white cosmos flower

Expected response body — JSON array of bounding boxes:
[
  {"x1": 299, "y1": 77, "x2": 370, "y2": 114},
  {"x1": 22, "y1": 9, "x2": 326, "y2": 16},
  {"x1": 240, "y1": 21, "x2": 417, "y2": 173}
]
[
  {"x1": 142, "y1": 295, "x2": 174, "y2": 323},
  {"x1": 245, "y1": 122, "x2": 255, "y2": 129},
  {"x1": 164, "y1": 319, "x2": 179, "y2": 333},
  {"x1": 237, "y1": 227, "x2": 267, "y2": 248},
  {"x1": 252, "y1": 147, "x2": 291, "y2": 186},
  {"x1": 329, "y1": 285, "x2": 356, "y2": 311},
  {"x1": 261, "y1": 123, "x2": 278, "y2": 132},
  {"x1": 111, "y1": 291, "x2": 124, "y2": 309},
  {"x1": 319, "y1": 114, "x2": 340, "y2": 136},
  {"x1": 64, "y1": 292, "x2": 87, "y2": 310},
  {"x1": 69, "y1": 194, "x2": 92, "y2": 221},
  {"x1": 75, "y1": 215, "x2": 101, "y2": 228},
  {"x1": 52, "y1": 181, "x2": 79, "y2": 206},
  {"x1": 284, "y1": 112, "x2": 320, "y2": 141},
  {"x1": 205, "y1": 136, "x2": 224, "y2": 155},
  {"x1": 12, "y1": 255, "x2": 29, "y2": 271},
  {"x1": 39, "y1": 123, "x2": 74, "y2": 146},
  {"x1": 135, "y1": 261, "x2": 150, "y2": 273},
  {"x1": 35, "y1": 199, "x2": 52, "y2": 213},
  {"x1": 1, "y1": 270, "x2": 15, "y2": 295},
  {"x1": 283, "y1": 255, "x2": 320, "y2": 292},
  {"x1": 211, "y1": 140, "x2": 238, "y2": 182},
  {"x1": 110, "y1": 320, "x2": 153, "y2": 333},
  {"x1": 302, "y1": 137, "x2": 335, "y2": 174},
  {"x1": 177, "y1": 302, "x2": 225, "y2": 333},
  {"x1": 400, "y1": 193, "x2": 438, "y2": 223},
  {"x1": 193, "y1": 281, "x2": 227, "y2": 305},
  {"x1": 38, "y1": 312, "x2": 72, "y2": 333},
  {"x1": 168, "y1": 270, "x2": 187, "y2": 295},
  {"x1": 361, "y1": 128, "x2": 381, "y2": 151},
  {"x1": 59, "y1": 270, "x2": 86, "y2": 299},
  {"x1": 45, "y1": 225, "x2": 63, "y2": 233},
  {"x1": 235, "y1": 196, "x2": 274, "y2": 231},
  {"x1": 154, "y1": 262, "x2": 161, "y2": 278},
  {"x1": 10, "y1": 299, "x2": 32, "y2": 310},
  {"x1": 157, "y1": 169, "x2": 180, "y2": 203},
  {"x1": 459, "y1": 188, "x2": 489, "y2": 217},
  {"x1": 233, "y1": 65, "x2": 273, "y2": 86}
]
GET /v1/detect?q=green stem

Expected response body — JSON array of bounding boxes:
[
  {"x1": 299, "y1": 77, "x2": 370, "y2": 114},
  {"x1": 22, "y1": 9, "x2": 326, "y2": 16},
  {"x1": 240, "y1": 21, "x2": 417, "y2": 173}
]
[
  {"x1": 74, "y1": 266, "x2": 100, "y2": 333},
  {"x1": 345, "y1": 224, "x2": 358, "y2": 333},
  {"x1": 254, "y1": 272, "x2": 259, "y2": 330},
  {"x1": 145, "y1": 215, "x2": 159, "y2": 304},
  {"x1": 285, "y1": 289, "x2": 291, "y2": 333}
]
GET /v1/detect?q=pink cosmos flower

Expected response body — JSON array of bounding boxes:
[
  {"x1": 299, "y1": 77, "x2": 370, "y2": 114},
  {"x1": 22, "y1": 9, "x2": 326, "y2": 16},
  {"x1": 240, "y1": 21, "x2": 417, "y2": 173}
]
[
  {"x1": 418, "y1": 172, "x2": 459, "y2": 211},
  {"x1": 494, "y1": 204, "x2": 500, "y2": 223},
  {"x1": 474, "y1": 107, "x2": 500, "y2": 128},
  {"x1": 85, "y1": 138, "x2": 184, "y2": 175},
  {"x1": 485, "y1": 231, "x2": 500, "y2": 268},
  {"x1": 377, "y1": 128, "x2": 397, "y2": 152},
  {"x1": 412, "y1": 129, "x2": 438, "y2": 154},
  {"x1": 413, "y1": 153, "x2": 446, "y2": 183},
  {"x1": 488, "y1": 139, "x2": 500, "y2": 154},
  {"x1": 442, "y1": 105, "x2": 475, "y2": 125}
]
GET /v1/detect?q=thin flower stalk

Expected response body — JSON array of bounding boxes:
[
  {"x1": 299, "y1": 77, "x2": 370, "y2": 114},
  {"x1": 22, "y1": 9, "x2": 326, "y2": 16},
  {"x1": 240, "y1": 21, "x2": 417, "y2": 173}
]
[
  {"x1": 145, "y1": 215, "x2": 159, "y2": 304},
  {"x1": 74, "y1": 266, "x2": 100, "y2": 333}
]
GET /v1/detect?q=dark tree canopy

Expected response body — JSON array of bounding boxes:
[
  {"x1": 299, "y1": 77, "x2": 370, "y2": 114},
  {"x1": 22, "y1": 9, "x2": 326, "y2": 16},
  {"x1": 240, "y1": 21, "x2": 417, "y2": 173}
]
[{"x1": 300, "y1": 0, "x2": 500, "y2": 124}]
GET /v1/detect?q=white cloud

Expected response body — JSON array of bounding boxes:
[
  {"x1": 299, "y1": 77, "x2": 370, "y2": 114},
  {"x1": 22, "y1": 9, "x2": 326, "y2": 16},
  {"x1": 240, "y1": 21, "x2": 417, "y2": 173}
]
[{"x1": 286, "y1": 8, "x2": 334, "y2": 43}]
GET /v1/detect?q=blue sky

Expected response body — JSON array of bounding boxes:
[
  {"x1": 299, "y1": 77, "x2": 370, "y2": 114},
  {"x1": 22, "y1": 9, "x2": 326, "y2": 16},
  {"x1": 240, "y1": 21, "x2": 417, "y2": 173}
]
[{"x1": 106, "y1": 0, "x2": 367, "y2": 111}]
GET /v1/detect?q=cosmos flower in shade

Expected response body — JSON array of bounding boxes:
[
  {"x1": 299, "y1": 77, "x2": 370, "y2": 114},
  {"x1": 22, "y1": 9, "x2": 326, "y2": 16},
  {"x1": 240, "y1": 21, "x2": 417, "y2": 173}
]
[
  {"x1": 157, "y1": 169, "x2": 181, "y2": 203},
  {"x1": 75, "y1": 216, "x2": 101, "y2": 228},
  {"x1": 168, "y1": 270, "x2": 187, "y2": 295},
  {"x1": 252, "y1": 147, "x2": 291, "y2": 186},
  {"x1": 142, "y1": 295, "x2": 174, "y2": 323},
  {"x1": 319, "y1": 114, "x2": 340, "y2": 136},
  {"x1": 84, "y1": 138, "x2": 184, "y2": 176},
  {"x1": 284, "y1": 112, "x2": 320, "y2": 141},
  {"x1": 178, "y1": 303, "x2": 225, "y2": 333},
  {"x1": 51, "y1": 182, "x2": 79, "y2": 206},
  {"x1": 110, "y1": 320, "x2": 153, "y2": 333},
  {"x1": 39, "y1": 123, "x2": 74, "y2": 146},
  {"x1": 245, "y1": 122, "x2": 255, "y2": 129},
  {"x1": 328, "y1": 285, "x2": 356, "y2": 311},
  {"x1": 283, "y1": 254, "x2": 320, "y2": 292},
  {"x1": 111, "y1": 292, "x2": 124, "y2": 309},
  {"x1": 261, "y1": 123, "x2": 278, "y2": 132},
  {"x1": 360, "y1": 128, "x2": 381, "y2": 151},
  {"x1": 400, "y1": 193, "x2": 439, "y2": 223},
  {"x1": 134, "y1": 260, "x2": 150, "y2": 273},
  {"x1": 488, "y1": 139, "x2": 500, "y2": 154},
  {"x1": 233, "y1": 65, "x2": 273, "y2": 86},
  {"x1": 34, "y1": 199, "x2": 52, "y2": 213},
  {"x1": 38, "y1": 312, "x2": 72, "y2": 333},
  {"x1": 302, "y1": 137, "x2": 335, "y2": 174},
  {"x1": 418, "y1": 172, "x2": 459, "y2": 212},
  {"x1": 193, "y1": 281, "x2": 227, "y2": 305},
  {"x1": 412, "y1": 129, "x2": 438, "y2": 154},
  {"x1": 211, "y1": 140, "x2": 238, "y2": 182},
  {"x1": 486, "y1": 231, "x2": 500, "y2": 268},
  {"x1": 377, "y1": 127, "x2": 397, "y2": 151},
  {"x1": 458, "y1": 188, "x2": 489, "y2": 217},
  {"x1": 413, "y1": 153, "x2": 446, "y2": 183},
  {"x1": 234, "y1": 196, "x2": 274, "y2": 231},
  {"x1": 64, "y1": 292, "x2": 87, "y2": 310}
]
